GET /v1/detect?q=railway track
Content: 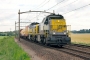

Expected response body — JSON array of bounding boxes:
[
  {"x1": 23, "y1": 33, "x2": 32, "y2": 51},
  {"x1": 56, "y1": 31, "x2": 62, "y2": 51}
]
[
  {"x1": 69, "y1": 44, "x2": 90, "y2": 48},
  {"x1": 44, "y1": 44, "x2": 90, "y2": 60},
  {"x1": 58, "y1": 46, "x2": 90, "y2": 60},
  {"x1": 40, "y1": 43, "x2": 90, "y2": 60},
  {"x1": 23, "y1": 38, "x2": 90, "y2": 60}
]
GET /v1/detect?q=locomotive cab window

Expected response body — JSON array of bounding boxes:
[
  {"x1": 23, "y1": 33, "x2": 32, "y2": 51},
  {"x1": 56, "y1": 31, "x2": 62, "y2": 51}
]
[
  {"x1": 48, "y1": 15, "x2": 64, "y2": 19},
  {"x1": 49, "y1": 16, "x2": 64, "y2": 19},
  {"x1": 44, "y1": 18, "x2": 48, "y2": 24}
]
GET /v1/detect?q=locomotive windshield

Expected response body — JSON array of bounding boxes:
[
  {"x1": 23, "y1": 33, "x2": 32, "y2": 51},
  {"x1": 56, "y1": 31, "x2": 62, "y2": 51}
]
[
  {"x1": 49, "y1": 15, "x2": 64, "y2": 19},
  {"x1": 44, "y1": 14, "x2": 64, "y2": 24}
]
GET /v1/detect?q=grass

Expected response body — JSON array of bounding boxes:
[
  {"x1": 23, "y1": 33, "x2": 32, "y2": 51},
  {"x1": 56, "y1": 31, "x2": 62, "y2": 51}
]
[
  {"x1": 0, "y1": 36, "x2": 30, "y2": 60},
  {"x1": 0, "y1": 36, "x2": 7, "y2": 39},
  {"x1": 71, "y1": 33, "x2": 90, "y2": 46}
]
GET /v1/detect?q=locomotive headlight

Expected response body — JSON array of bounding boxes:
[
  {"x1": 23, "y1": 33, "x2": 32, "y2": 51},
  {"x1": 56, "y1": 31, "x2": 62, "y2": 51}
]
[
  {"x1": 53, "y1": 32, "x2": 56, "y2": 34},
  {"x1": 64, "y1": 31, "x2": 67, "y2": 34},
  {"x1": 64, "y1": 32, "x2": 67, "y2": 34}
]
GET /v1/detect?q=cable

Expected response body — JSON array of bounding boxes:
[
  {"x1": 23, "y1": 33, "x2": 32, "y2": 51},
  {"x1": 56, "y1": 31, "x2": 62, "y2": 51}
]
[
  {"x1": 26, "y1": 11, "x2": 46, "y2": 22},
  {"x1": 33, "y1": 0, "x2": 74, "y2": 20},
  {"x1": 33, "y1": 0, "x2": 47, "y2": 10},
  {"x1": 46, "y1": 0, "x2": 65, "y2": 11},
  {"x1": 57, "y1": 0, "x2": 78, "y2": 9},
  {"x1": 35, "y1": 0, "x2": 50, "y2": 10},
  {"x1": 29, "y1": 0, "x2": 65, "y2": 20},
  {"x1": 26, "y1": 0, "x2": 50, "y2": 22},
  {"x1": 29, "y1": 12, "x2": 49, "y2": 22},
  {"x1": 63, "y1": 4, "x2": 90, "y2": 14},
  {"x1": 25, "y1": 0, "x2": 47, "y2": 20}
]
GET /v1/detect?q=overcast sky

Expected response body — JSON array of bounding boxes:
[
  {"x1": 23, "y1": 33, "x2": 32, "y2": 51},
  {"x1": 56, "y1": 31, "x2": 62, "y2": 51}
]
[{"x1": 0, "y1": 0, "x2": 90, "y2": 32}]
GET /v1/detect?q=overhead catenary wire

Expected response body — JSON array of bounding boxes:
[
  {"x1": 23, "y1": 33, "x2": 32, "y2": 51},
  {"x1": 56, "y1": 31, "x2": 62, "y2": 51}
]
[
  {"x1": 26, "y1": 0, "x2": 67, "y2": 22},
  {"x1": 57, "y1": 0, "x2": 78, "y2": 10},
  {"x1": 30, "y1": 0, "x2": 74, "y2": 21},
  {"x1": 33, "y1": 0, "x2": 47, "y2": 10},
  {"x1": 29, "y1": 12, "x2": 44, "y2": 21},
  {"x1": 63, "y1": 3, "x2": 90, "y2": 14},
  {"x1": 16, "y1": 1, "x2": 90, "y2": 34},
  {"x1": 31, "y1": 0, "x2": 65, "y2": 20},
  {"x1": 26, "y1": 0, "x2": 50, "y2": 22},
  {"x1": 24, "y1": 0, "x2": 80, "y2": 23},
  {"x1": 46, "y1": 0, "x2": 65, "y2": 11},
  {"x1": 65, "y1": 0, "x2": 78, "y2": 6},
  {"x1": 20, "y1": 10, "x2": 52, "y2": 22},
  {"x1": 25, "y1": 0, "x2": 47, "y2": 20},
  {"x1": 22, "y1": 0, "x2": 86, "y2": 24},
  {"x1": 29, "y1": 0, "x2": 65, "y2": 21},
  {"x1": 34, "y1": 0, "x2": 50, "y2": 10}
]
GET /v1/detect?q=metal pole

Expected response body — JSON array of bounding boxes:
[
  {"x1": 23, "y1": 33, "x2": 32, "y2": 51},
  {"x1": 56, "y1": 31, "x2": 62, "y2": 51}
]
[
  {"x1": 53, "y1": 10, "x2": 55, "y2": 13},
  {"x1": 18, "y1": 10, "x2": 20, "y2": 41},
  {"x1": 15, "y1": 21, "x2": 16, "y2": 38}
]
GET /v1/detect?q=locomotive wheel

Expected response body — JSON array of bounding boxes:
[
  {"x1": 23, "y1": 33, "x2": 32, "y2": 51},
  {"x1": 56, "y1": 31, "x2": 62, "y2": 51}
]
[
  {"x1": 45, "y1": 43, "x2": 50, "y2": 46},
  {"x1": 43, "y1": 39, "x2": 46, "y2": 45},
  {"x1": 40, "y1": 38, "x2": 43, "y2": 44},
  {"x1": 44, "y1": 38, "x2": 50, "y2": 46}
]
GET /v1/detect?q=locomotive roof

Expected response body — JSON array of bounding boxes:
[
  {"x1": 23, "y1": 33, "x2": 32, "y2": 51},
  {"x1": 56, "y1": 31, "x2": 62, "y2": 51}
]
[
  {"x1": 30, "y1": 22, "x2": 39, "y2": 25},
  {"x1": 46, "y1": 13, "x2": 64, "y2": 19},
  {"x1": 29, "y1": 22, "x2": 39, "y2": 28}
]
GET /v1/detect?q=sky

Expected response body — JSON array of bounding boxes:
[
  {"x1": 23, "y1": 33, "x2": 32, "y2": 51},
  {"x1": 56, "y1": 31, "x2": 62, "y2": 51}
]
[{"x1": 0, "y1": 0, "x2": 90, "y2": 32}]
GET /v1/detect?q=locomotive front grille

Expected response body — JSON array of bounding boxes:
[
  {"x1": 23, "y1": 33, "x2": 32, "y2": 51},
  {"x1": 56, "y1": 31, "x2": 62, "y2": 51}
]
[
  {"x1": 57, "y1": 39, "x2": 62, "y2": 42},
  {"x1": 52, "y1": 35, "x2": 66, "y2": 38}
]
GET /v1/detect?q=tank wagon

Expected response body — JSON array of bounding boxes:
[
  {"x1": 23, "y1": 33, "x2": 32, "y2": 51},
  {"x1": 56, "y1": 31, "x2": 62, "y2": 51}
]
[
  {"x1": 20, "y1": 26, "x2": 29, "y2": 39},
  {"x1": 21, "y1": 13, "x2": 71, "y2": 47}
]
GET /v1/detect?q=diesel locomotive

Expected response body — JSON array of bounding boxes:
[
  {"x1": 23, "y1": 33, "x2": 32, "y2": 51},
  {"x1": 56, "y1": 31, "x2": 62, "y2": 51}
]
[{"x1": 20, "y1": 13, "x2": 71, "y2": 47}]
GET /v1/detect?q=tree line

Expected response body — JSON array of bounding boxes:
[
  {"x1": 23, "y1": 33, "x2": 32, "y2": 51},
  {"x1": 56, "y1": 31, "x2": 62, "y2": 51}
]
[
  {"x1": 71, "y1": 29, "x2": 90, "y2": 33},
  {"x1": 0, "y1": 31, "x2": 15, "y2": 36}
]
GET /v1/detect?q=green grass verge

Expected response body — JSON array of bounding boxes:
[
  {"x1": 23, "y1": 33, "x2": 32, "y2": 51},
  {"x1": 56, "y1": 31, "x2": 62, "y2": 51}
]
[{"x1": 0, "y1": 36, "x2": 30, "y2": 60}]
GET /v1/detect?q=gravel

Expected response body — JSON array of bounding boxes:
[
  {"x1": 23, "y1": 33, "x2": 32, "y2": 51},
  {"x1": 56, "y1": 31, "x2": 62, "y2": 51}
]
[{"x1": 15, "y1": 38, "x2": 85, "y2": 60}]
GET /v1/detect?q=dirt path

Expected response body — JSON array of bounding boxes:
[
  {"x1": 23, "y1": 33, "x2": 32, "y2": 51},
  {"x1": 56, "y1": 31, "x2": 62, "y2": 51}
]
[
  {"x1": 15, "y1": 38, "x2": 43, "y2": 60},
  {"x1": 15, "y1": 38, "x2": 84, "y2": 60}
]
